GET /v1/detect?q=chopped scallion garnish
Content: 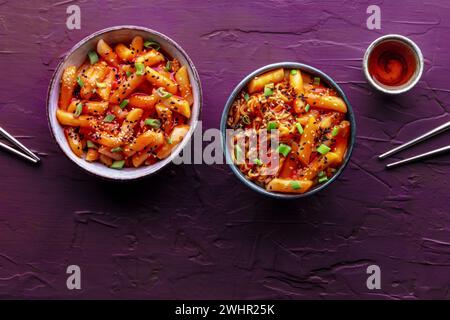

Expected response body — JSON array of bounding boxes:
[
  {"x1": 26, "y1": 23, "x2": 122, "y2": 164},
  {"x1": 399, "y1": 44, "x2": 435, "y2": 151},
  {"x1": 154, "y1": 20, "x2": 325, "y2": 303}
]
[
  {"x1": 235, "y1": 144, "x2": 243, "y2": 162},
  {"x1": 110, "y1": 160, "x2": 125, "y2": 169},
  {"x1": 135, "y1": 62, "x2": 145, "y2": 75},
  {"x1": 144, "y1": 40, "x2": 160, "y2": 50},
  {"x1": 145, "y1": 118, "x2": 161, "y2": 129},
  {"x1": 332, "y1": 126, "x2": 340, "y2": 137},
  {"x1": 241, "y1": 115, "x2": 250, "y2": 125},
  {"x1": 318, "y1": 176, "x2": 328, "y2": 183},
  {"x1": 290, "y1": 181, "x2": 301, "y2": 190},
  {"x1": 305, "y1": 104, "x2": 310, "y2": 112},
  {"x1": 126, "y1": 71, "x2": 132, "y2": 77},
  {"x1": 103, "y1": 114, "x2": 115, "y2": 123},
  {"x1": 96, "y1": 81, "x2": 107, "y2": 88},
  {"x1": 88, "y1": 50, "x2": 99, "y2": 65},
  {"x1": 313, "y1": 77, "x2": 320, "y2": 85},
  {"x1": 276, "y1": 143, "x2": 291, "y2": 157},
  {"x1": 264, "y1": 83, "x2": 274, "y2": 97},
  {"x1": 165, "y1": 60, "x2": 172, "y2": 71},
  {"x1": 290, "y1": 70, "x2": 298, "y2": 75},
  {"x1": 167, "y1": 137, "x2": 173, "y2": 145},
  {"x1": 244, "y1": 93, "x2": 250, "y2": 102},
  {"x1": 317, "y1": 144, "x2": 330, "y2": 155},
  {"x1": 74, "y1": 102, "x2": 83, "y2": 117},
  {"x1": 111, "y1": 147, "x2": 123, "y2": 153},
  {"x1": 87, "y1": 140, "x2": 97, "y2": 149},
  {"x1": 295, "y1": 123, "x2": 304, "y2": 134},
  {"x1": 253, "y1": 158, "x2": 263, "y2": 166},
  {"x1": 77, "y1": 76, "x2": 84, "y2": 87},
  {"x1": 156, "y1": 87, "x2": 172, "y2": 99},
  {"x1": 318, "y1": 171, "x2": 326, "y2": 177},
  {"x1": 119, "y1": 99, "x2": 129, "y2": 109},
  {"x1": 267, "y1": 122, "x2": 277, "y2": 131}
]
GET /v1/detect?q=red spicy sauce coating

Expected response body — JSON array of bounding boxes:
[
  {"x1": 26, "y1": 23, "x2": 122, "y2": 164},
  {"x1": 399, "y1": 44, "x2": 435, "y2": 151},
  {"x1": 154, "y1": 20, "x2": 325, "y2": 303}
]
[{"x1": 368, "y1": 40, "x2": 416, "y2": 86}]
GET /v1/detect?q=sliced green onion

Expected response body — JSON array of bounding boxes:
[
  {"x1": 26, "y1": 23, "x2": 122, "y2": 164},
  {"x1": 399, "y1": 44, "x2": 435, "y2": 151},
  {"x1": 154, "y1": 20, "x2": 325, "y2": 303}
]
[
  {"x1": 103, "y1": 114, "x2": 115, "y2": 123},
  {"x1": 290, "y1": 69, "x2": 298, "y2": 75},
  {"x1": 253, "y1": 158, "x2": 263, "y2": 166},
  {"x1": 144, "y1": 40, "x2": 160, "y2": 50},
  {"x1": 290, "y1": 181, "x2": 301, "y2": 190},
  {"x1": 88, "y1": 50, "x2": 99, "y2": 65},
  {"x1": 295, "y1": 123, "x2": 304, "y2": 134},
  {"x1": 318, "y1": 171, "x2": 326, "y2": 177},
  {"x1": 135, "y1": 62, "x2": 145, "y2": 76},
  {"x1": 145, "y1": 118, "x2": 161, "y2": 129},
  {"x1": 332, "y1": 126, "x2": 340, "y2": 137},
  {"x1": 267, "y1": 121, "x2": 277, "y2": 131},
  {"x1": 241, "y1": 115, "x2": 250, "y2": 125},
  {"x1": 165, "y1": 60, "x2": 172, "y2": 71},
  {"x1": 96, "y1": 81, "x2": 107, "y2": 88},
  {"x1": 126, "y1": 71, "x2": 132, "y2": 77},
  {"x1": 318, "y1": 176, "x2": 328, "y2": 183},
  {"x1": 110, "y1": 160, "x2": 125, "y2": 169},
  {"x1": 77, "y1": 76, "x2": 84, "y2": 87},
  {"x1": 119, "y1": 99, "x2": 129, "y2": 109},
  {"x1": 167, "y1": 137, "x2": 173, "y2": 145},
  {"x1": 74, "y1": 102, "x2": 83, "y2": 117},
  {"x1": 264, "y1": 84, "x2": 274, "y2": 97},
  {"x1": 305, "y1": 104, "x2": 310, "y2": 112},
  {"x1": 235, "y1": 144, "x2": 243, "y2": 162},
  {"x1": 244, "y1": 93, "x2": 250, "y2": 102},
  {"x1": 156, "y1": 87, "x2": 172, "y2": 99},
  {"x1": 276, "y1": 143, "x2": 291, "y2": 157},
  {"x1": 317, "y1": 144, "x2": 330, "y2": 155},
  {"x1": 87, "y1": 140, "x2": 97, "y2": 149},
  {"x1": 313, "y1": 77, "x2": 320, "y2": 85},
  {"x1": 111, "y1": 147, "x2": 123, "y2": 153}
]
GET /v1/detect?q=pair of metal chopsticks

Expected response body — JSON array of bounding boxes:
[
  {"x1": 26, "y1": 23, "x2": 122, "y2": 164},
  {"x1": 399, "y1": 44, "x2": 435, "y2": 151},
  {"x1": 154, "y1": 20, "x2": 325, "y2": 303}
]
[
  {"x1": 0, "y1": 127, "x2": 40, "y2": 164},
  {"x1": 379, "y1": 120, "x2": 450, "y2": 168}
]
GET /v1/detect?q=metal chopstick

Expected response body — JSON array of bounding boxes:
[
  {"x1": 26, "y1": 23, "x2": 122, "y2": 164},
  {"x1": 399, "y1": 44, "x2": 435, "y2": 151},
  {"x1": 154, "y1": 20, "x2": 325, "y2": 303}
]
[
  {"x1": 0, "y1": 127, "x2": 40, "y2": 162},
  {"x1": 0, "y1": 141, "x2": 39, "y2": 163},
  {"x1": 386, "y1": 145, "x2": 450, "y2": 168},
  {"x1": 378, "y1": 120, "x2": 450, "y2": 159}
]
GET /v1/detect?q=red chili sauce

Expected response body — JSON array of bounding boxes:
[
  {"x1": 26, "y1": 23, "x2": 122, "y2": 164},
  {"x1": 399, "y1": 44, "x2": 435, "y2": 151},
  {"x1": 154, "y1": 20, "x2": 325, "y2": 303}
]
[{"x1": 368, "y1": 40, "x2": 417, "y2": 86}]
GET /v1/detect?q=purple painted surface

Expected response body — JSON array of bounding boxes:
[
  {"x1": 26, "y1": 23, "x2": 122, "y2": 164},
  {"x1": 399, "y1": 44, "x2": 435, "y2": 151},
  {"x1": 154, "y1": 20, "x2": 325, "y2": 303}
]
[{"x1": 0, "y1": 0, "x2": 449, "y2": 299}]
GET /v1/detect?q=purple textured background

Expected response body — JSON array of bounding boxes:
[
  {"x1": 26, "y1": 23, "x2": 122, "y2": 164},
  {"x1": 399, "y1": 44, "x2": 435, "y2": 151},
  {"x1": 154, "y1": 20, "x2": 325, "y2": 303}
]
[{"x1": 1, "y1": 0, "x2": 449, "y2": 299}]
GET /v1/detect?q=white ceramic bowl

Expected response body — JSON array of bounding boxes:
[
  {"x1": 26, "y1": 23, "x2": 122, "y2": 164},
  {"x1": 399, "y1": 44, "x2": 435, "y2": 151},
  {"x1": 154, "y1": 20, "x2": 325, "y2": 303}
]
[
  {"x1": 47, "y1": 26, "x2": 202, "y2": 180},
  {"x1": 363, "y1": 34, "x2": 423, "y2": 95}
]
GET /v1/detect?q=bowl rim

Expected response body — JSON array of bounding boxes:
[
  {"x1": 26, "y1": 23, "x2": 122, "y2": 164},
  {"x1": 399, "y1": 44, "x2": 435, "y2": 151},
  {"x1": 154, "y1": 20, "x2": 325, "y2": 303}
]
[
  {"x1": 220, "y1": 62, "x2": 356, "y2": 199},
  {"x1": 46, "y1": 25, "x2": 202, "y2": 181},
  {"x1": 362, "y1": 34, "x2": 424, "y2": 95}
]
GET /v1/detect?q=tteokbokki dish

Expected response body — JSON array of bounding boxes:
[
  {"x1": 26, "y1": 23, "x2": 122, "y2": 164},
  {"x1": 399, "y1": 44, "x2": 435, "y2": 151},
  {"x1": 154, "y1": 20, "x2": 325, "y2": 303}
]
[
  {"x1": 56, "y1": 36, "x2": 193, "y2": 169},
  {"x1": 227, "y1": 67, "x2": 351, "y2": 194}
]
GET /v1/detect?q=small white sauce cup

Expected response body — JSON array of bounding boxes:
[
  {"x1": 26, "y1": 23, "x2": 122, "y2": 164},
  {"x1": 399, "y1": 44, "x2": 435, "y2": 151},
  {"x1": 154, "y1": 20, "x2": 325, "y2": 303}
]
[{"x1": 363, "y1": 34, "x2": 424, "y2": 95}]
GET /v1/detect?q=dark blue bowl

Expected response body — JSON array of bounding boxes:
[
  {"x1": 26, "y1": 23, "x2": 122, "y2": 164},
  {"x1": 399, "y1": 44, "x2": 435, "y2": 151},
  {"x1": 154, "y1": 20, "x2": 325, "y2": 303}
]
[{"x1": 220, "y1": 62, "x2": 356, "y2": 199}]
